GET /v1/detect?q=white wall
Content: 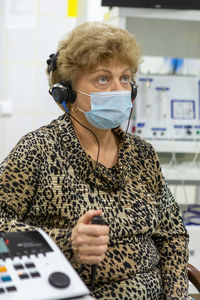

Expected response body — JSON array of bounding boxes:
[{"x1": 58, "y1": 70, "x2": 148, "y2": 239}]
[{"x1": 0, "y1": 0, "x2": 108, "y2": 162}]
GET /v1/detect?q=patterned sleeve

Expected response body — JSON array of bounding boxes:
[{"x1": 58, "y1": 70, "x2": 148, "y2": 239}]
[
  {"x1": 0, "y1": 133, "x2": 73, "y2": 261},
  {"x1": 148, "y1": 143, "x2": 190, "y2": 299}
]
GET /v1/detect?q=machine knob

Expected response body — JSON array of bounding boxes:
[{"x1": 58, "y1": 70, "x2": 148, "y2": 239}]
[{"x1": 49, "y1": 272, "x2": 70, "y2": 288}]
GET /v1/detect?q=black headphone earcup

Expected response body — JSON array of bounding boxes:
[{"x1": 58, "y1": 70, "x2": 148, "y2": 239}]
[
  {"x1": 51, "y1": 86, "x2": 69, "y2": 104},
  {"x1": 50, "y1": 81, "x2": 76, "y2": 104},
  {"x1": 130, "y1": 81, "x2": 137, "y2": 100}
]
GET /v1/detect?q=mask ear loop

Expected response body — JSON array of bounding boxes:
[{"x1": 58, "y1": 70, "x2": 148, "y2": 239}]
[
  {"x1": 75, "y1": 90, "x2": 92, "y2": 113},
  {"x1": 77, "y1": 89, "x2": 90, "y2": 97}
]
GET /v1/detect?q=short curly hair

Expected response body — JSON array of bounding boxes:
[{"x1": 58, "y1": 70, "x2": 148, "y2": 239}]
[{"x1": 47, "y1": 21, "x2": 141, "y2": 87}]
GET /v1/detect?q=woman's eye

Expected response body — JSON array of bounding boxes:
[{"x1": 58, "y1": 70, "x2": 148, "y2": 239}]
[
  {"x1": 121, "y1": 76, "x2": 130, "y2": 83},
  {"x1": 97, "y1": 77, "x2": 108, "y2": 84}
]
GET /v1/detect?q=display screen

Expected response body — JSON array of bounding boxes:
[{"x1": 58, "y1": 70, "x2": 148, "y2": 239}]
[
  {"x1": 0, "y1": 238, "x2": 9, "y2": 253},
  {"x1": 0, "y1": 231, "x2": 52, "y2": 257},
  {"x1": 102, "y1": 0, "x2": 200, "y2": 10}
]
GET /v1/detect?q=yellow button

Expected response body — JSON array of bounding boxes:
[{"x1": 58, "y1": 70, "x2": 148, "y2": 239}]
[{"x1": 0, "y1": 266, "x2": 7, "y2": 273}]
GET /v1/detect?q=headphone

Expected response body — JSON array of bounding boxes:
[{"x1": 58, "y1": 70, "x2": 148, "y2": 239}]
[
  {"x1": 49, "y1": 81, "x2": 77, "y2": 104},
  {"x1": 49, "y1": 80, "x2": 137, "y2": 105},
  {"x1": 47, "y1": 53, "x2": 138, "y2": 108}
]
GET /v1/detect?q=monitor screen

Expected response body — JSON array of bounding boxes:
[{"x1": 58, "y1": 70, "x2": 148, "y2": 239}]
[
  {"x1": 0, "y1": 231, "x2": 52, "y2": 258},
  {"x1": 0, "y1": 238, "x2": 9, "y2": 254},
  {"x1": 101, "y1": 0, "x2": 200, "y2": 10}
]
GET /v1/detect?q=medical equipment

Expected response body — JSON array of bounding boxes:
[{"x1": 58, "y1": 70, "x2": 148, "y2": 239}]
[
  {"x1": 134, "y1": 75, "x2": 200, "y2": 140},
  {"x1": 0, "y1": 229, "x2": 93, "y2": 300}
]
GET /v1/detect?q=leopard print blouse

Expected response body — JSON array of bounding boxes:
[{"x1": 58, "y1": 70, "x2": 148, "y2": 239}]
[{"x1": 0, "y1": 113, "x2": 190, "y2": 299}]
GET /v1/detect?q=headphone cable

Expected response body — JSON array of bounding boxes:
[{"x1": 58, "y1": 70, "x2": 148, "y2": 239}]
[
  {"x1": 69, "y1": 112, "x2": 100, "y2": 188},
  {"x1": 68, "y1": 112, "x2": 100, "y2": 288},
  {"x1": 67, "y1": 106, "x2": 133, "y2": 289}
]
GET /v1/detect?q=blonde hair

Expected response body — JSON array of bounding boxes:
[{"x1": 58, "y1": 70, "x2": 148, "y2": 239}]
[{"x1": 47, "y1": 21, "x2": 141, "y2": 110}]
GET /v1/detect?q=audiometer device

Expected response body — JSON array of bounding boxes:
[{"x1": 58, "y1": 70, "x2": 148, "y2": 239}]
[
  {"x1": 134, "y1": 75, "x2": 200, "y2": 140},
  {"x1": 0, "y1": 229, "x2": 93, "y2": 300}
]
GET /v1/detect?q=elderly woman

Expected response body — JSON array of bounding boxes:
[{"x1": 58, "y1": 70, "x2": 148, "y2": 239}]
[{"x1": 0, "y1": 22, "x2": 189, "y2": 299}]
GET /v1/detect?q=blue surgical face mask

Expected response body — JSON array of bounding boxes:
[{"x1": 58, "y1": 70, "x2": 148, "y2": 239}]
[{"x1": 76, "y1": 89, "x2": 133, "y2": 129}]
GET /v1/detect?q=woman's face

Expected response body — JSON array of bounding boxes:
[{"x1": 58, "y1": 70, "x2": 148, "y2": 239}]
[{"x1": 75, "y1": 59, "x2": 132, "y2": 112}]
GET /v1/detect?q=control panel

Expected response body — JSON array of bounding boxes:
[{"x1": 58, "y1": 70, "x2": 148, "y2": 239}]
[
  {"x1": 0, "y1": 230, "x2": 92, "y2": 300},
  {"x1": 133, "y1": 75, "x2": 200, "y2": 140}
]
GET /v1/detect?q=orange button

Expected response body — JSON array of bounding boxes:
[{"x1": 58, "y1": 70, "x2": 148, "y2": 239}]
[{"x1": 0, "y1": 266, "x2": 7, "y2": 273}]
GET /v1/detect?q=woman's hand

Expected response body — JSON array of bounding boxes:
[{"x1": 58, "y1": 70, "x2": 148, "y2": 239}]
[{"x1": 71, "y1": 210, "x2": 109, "y2": 264}]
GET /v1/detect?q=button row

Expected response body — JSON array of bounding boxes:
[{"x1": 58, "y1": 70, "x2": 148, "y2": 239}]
[
  {"x1": 19, "y1": 271, "x2": 40, "y2": 279},
  {"x1": 0, "y1": 261, "x2": 40, "y2": 285},
  {"x1": 0, "y1": 271, "x2": 41, "y2": 284},
  {"x1": 0, "y1": 286, "x2": 17, "y2": 294},
  {"x1": 0, "y1": 261, "x2": 36, "y2": 274},
  {"x1": 14, "y1": 262, "x2": 36, "y2": 270}
]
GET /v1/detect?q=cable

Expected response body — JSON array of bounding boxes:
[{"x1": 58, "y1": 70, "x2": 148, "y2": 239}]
[
  {"x1": 116, "y1": 107, "x2": 133, "y2": 205},
  {"x1": 180, "y1": 180, "x2": 188, "y2": 205},
  {"x1": 126, "y1": 107, "x2": 133, "y2": 135},
  {"x1": 183, "y1": 204, "x2": 200, "y2": 225},
  {"x1": 68, "y1": 101, "x2": 133, "y2": 289},
  {"x1": 190, "y1": 135, "x2": 200, "y2": 166},
  {"x1": 90, "y1": 215, "x2": 105, "y2": 290},
  {"x1": 163, "y1": 151, "x2": 177, "y2": 181},
  {"x1": 67, "y1": 111, "x2": 101, "y2": 279},
  {"x1": 69, "y1": 111, "x2": 104, "y2": 289},
  {"x1": 69, "y1": 112, "x2": 100, "y2": 188}
]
